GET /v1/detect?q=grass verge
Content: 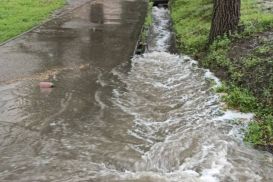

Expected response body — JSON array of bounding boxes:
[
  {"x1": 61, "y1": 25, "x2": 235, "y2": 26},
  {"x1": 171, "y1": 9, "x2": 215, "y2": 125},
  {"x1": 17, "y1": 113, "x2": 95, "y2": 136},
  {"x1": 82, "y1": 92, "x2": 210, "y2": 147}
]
[
  {"x1": 0, "y1": 0, "x2": 65, "y2": 43},
  {"x1": 140, "y1": 0, "x2": 154, "y2": 44},
  {"x1": 171, "y1": 0, "x2": 273, "y2": 147}
]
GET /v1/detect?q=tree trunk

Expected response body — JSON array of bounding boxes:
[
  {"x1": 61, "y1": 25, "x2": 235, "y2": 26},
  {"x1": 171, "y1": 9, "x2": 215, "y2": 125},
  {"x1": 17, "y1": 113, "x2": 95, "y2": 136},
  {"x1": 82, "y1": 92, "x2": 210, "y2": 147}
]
[{"x1": 208, "y1": 0, "x2": 241, "y2": 44}]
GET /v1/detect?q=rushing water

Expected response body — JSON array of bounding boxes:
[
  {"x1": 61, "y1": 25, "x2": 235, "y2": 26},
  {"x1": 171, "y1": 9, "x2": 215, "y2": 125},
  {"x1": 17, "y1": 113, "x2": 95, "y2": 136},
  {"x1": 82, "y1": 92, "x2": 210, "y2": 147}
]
[
  {"x1": 1, "y1": 5, "x2": 273, "y2": 182},
  {"x1": 93, "y1": 7, "x2": 273, "y2": 181}
]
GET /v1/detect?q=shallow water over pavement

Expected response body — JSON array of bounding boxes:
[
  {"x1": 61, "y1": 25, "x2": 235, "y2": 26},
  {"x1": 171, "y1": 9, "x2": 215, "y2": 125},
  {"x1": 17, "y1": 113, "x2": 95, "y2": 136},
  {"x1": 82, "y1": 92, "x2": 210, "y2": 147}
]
[{"x1": 0, "y1": 3, "x2": 273, "y2": 182}]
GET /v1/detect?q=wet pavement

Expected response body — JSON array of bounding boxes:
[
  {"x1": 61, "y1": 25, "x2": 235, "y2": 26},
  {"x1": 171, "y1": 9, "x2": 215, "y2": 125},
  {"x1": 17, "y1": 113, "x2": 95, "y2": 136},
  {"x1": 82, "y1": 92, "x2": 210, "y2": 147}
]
[
  {"x1": 0, "y1": 0, "x2": 146, "y2": 181},
  {"x1": 0, "y1": 0, "x2": 145, "y2": 83},
  {"x1": 1, "y1": 1, "x2": 273, "y2": 182}
]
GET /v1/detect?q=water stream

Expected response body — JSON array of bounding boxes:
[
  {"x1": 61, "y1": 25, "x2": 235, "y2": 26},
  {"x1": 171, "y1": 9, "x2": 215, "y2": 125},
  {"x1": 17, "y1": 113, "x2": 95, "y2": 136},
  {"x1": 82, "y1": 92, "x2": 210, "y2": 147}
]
[
  {"x1": 1, "y1": 5, "x2": 273, "y2": 182},
  {"x1": 90, "y1": 7, "x2": 273, "y2": 181}
]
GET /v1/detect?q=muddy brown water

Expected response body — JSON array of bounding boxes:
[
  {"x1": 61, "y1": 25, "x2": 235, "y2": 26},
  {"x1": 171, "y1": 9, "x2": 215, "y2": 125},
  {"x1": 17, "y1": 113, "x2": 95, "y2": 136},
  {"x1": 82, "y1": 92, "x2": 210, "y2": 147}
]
[{"x1": 1, "y1": 1, "x2": 273, "y2": 182}]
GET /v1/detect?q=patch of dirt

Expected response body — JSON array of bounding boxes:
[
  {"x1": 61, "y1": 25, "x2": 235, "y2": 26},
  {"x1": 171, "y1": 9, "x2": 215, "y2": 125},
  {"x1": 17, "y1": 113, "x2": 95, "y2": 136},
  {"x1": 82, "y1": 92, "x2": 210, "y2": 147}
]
[
  {"x1": 228, "y1": 37, "x2": 258, "y2": 61},
  {"x1": 255, "y1": 144, "x2": 273, "y2": 154},
  {"x1": 227, "y1": 31, "x2": 273, "y2": 107},
  {"x1": 228, "y1": 31, "x2": 273, "y2": 61}
]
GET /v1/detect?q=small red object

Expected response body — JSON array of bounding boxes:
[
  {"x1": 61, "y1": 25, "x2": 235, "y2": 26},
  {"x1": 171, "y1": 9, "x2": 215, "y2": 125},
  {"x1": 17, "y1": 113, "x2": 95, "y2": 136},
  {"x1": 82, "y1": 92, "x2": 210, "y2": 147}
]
[{"x1": 39, "y1": 82, "x2": 54, "y2": 88}]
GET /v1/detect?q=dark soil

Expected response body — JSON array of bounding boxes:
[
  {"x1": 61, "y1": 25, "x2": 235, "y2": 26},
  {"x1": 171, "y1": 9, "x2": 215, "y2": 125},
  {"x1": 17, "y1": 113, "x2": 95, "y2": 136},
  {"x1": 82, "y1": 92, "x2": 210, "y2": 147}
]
[
  {"x1": 227, "y1": 31, "x2": 273, "y2": 107},
  {"x1": 228, "y1": 31, "x2": 273, "y2": 60}
]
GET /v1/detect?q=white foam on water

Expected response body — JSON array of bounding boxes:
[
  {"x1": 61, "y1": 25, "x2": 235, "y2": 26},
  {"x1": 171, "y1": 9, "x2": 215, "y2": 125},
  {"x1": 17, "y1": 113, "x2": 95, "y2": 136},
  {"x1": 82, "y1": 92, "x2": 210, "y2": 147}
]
[
  {"x1": 214, "y1": 110, "x2": 254, "y2": 122},
  {"x1": 149, "y1": 7, "x2": 171, "y2": 52},
  {"x1": 107, "y1": 50, "x2": 269, "y2": 181},
  {"x1": 83, "y1": 6, "x2": 273, "y2": 182},
  {"x1": 204, "y1": 70, "x2": 222, "y2": 87}
]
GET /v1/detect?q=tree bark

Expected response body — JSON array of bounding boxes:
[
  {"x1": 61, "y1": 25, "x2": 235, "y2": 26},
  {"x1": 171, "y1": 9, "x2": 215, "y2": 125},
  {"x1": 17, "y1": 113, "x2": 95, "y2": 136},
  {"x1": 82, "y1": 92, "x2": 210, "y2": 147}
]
[{"x1": 209, "y1": 0, "x2": 241, "y2": 44}]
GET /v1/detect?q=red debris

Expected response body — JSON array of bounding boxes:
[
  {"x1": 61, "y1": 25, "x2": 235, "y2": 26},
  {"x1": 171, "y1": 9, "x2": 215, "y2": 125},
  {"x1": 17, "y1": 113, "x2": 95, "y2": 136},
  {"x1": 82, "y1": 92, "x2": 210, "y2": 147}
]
[{"x1": 39, "y1": 82, "x2": 54, "y2": 88}]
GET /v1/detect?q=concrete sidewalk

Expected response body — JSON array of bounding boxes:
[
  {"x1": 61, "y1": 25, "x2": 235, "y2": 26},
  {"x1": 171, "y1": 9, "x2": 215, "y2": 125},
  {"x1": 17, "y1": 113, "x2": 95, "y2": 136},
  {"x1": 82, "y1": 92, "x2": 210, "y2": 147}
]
[
  {"x1": 0, "y1": 1, "x2": 146, "y2": 181},
  {"x1": 0, "y1": 0, "x2": 146, "y2": 83}
]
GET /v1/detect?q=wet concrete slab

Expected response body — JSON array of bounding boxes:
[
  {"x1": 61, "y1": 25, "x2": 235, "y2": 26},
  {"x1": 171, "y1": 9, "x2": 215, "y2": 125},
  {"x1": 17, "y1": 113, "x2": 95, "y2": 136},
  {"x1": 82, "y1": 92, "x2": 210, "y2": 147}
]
[
  {"x1": 0, "y1": 0, "x2": 146, "y2": 181},
  {"x1": 0, "y1": 0, "x2": 146, "y2": 83}
]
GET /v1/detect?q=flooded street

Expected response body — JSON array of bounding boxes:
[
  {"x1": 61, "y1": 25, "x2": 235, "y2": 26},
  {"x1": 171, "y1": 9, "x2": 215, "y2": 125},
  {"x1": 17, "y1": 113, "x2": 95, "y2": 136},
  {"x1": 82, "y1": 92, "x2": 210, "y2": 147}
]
[{"x1": 1, "y1": 1, "x2": 273, "y2": 181}]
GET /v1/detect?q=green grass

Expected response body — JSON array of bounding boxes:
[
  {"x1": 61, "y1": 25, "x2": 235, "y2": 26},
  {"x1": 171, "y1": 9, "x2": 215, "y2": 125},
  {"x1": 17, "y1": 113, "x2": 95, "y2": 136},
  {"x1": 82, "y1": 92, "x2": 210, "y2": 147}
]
[
  {"x1": 171, "y1": 0, "x2": 273, "y2": 56},
  {"x1": 244, "y1": 115, "x2": 273, "y2": 145},
  {"x1": 216, "y1": 83, "x2": 273, "y2": 145},
  {"x1": 171, "y1": 0, "x2": 212, "y2": 55},
  {"x1": 145, "y1": 1, "x2": 153, "y2": 27},
  {"x1": 141, "y1": 0, "x2": 154, "y2": 43},
  {"x1": 216, "y1": 84, "x2": 258, "y2": 112},
  {"x1": 0, "y1": 0, "x2": 65, "y2": 43},
  {"x1": 241, "y1": 0, "x2": 273, "y2": 35},
  {"x1": 171, "y1": 0, "x2": 273, "y2": 146}
]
